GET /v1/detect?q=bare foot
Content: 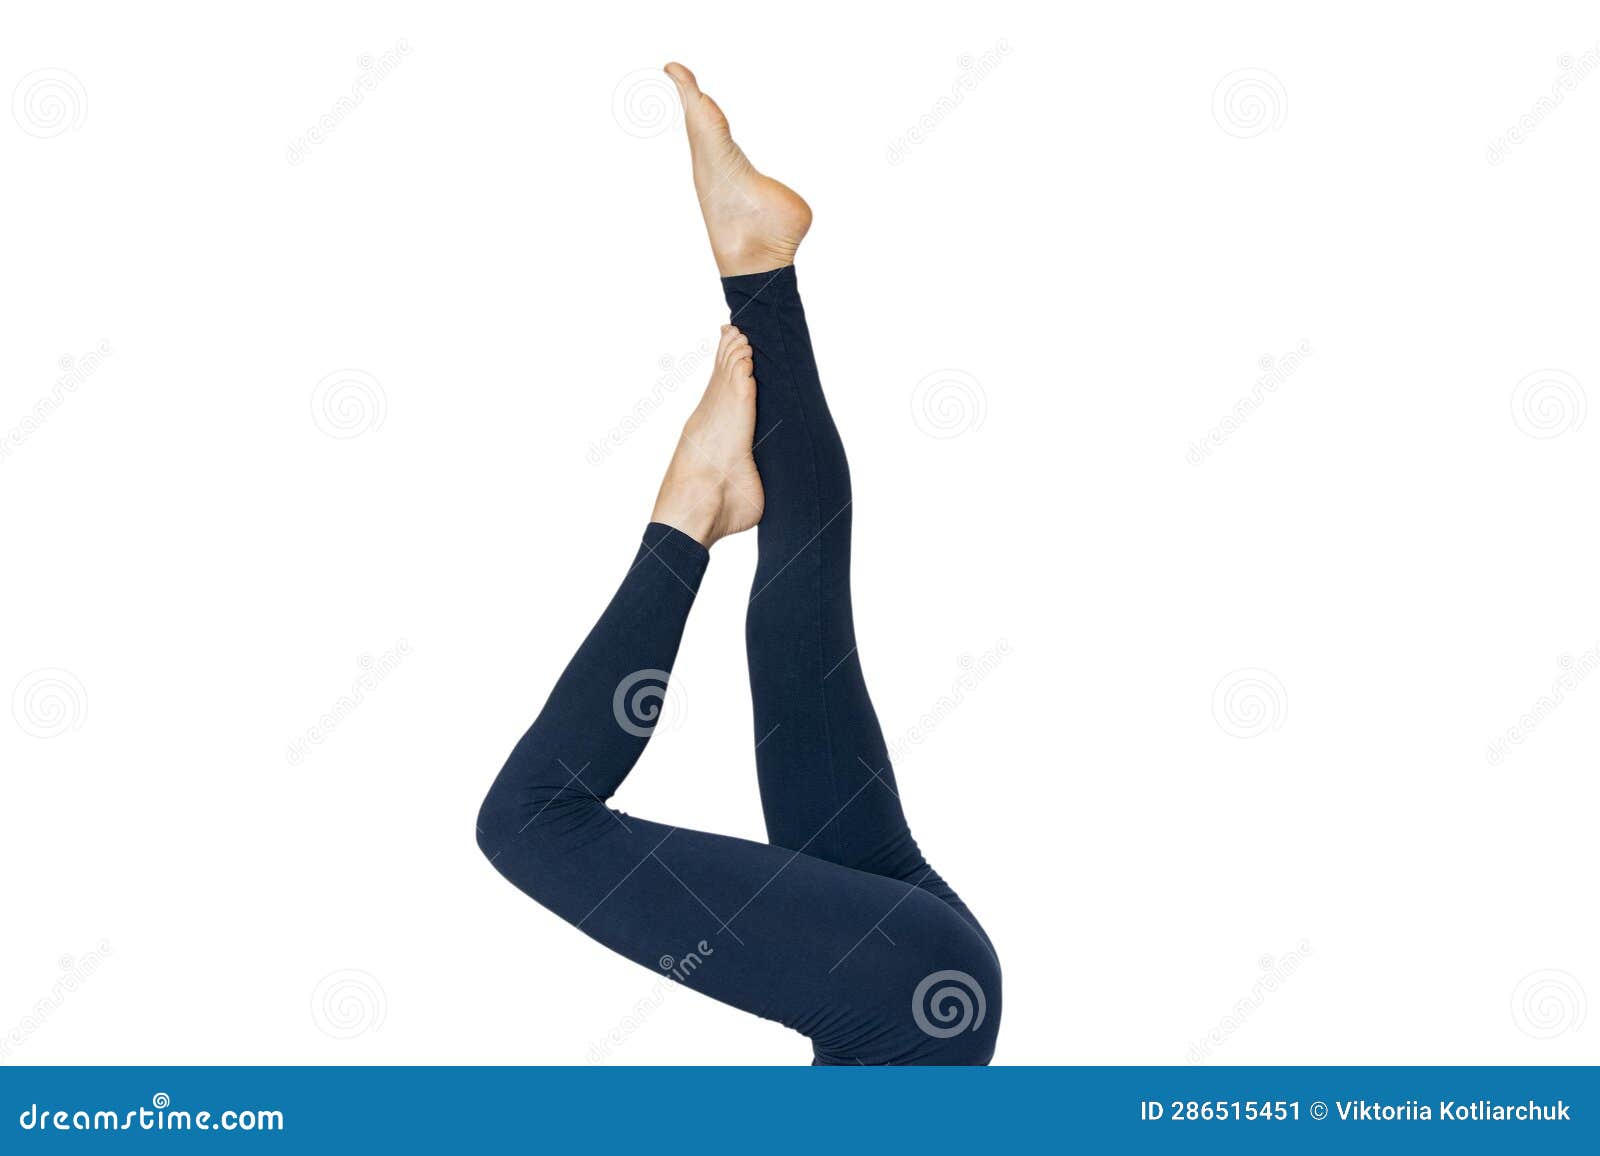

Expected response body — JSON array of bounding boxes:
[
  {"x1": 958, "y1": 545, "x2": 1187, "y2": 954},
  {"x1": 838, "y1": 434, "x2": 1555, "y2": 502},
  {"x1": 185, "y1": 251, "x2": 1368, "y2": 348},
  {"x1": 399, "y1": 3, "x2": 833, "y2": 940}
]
[
  {"x1": 663, "y1": 62, "x2": 812, "y2": 277},
  {"x1": 651, "y1": 325, "x2": 764, "y2": 546}
]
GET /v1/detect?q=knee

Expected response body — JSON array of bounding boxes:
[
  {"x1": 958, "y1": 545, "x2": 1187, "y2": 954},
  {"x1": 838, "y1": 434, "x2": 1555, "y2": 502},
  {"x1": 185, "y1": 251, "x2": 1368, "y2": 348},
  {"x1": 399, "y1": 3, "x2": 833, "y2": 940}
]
[
  {"x1": 909, "y1": 940, "x2": 1002, "y2": 1065},
  {"x1": 474, "y1": 766, "x2": 607, "y2": 871},
  {"x1": 817, "y1": 898, "x2": 1002, "y2": 1067},
  {"x1": 475, "y1": 780, "x2": 516, "y2": 865}
]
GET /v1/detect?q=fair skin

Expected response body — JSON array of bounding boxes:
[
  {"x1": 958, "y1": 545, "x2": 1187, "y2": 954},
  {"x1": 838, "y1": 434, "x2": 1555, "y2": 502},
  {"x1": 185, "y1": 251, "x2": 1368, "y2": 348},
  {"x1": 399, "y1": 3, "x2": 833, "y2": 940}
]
[{"x1": 649, "y1": 62, "x2": 813, "y2": 548}]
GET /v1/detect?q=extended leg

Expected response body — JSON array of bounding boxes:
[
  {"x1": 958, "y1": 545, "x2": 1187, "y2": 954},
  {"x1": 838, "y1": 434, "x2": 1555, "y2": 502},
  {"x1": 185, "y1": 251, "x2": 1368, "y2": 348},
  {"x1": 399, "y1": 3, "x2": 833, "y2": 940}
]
[{"x1": 665, "y1": 64, "x2": 995, "y2": 954}]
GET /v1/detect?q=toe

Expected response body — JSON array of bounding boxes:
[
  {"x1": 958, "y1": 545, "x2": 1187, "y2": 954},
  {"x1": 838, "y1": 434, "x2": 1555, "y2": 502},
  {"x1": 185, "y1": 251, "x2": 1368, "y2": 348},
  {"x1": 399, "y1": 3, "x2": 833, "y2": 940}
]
[
  {"x1": 720, "y1": 330, "x2": 750, "y2": 367},
  {"x1": 664, "y1": 62, "x2": 728, "y2": 135},
  {"x1": 663, "y1": 62, "x2": 700, "y2": 98}
]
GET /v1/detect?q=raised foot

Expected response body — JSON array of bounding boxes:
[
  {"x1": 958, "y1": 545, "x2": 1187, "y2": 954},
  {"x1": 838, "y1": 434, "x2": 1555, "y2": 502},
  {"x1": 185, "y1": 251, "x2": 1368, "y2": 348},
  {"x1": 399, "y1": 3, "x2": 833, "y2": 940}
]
[
  {"x1": 664, "y1": 62, "x2": 812, "y2": 278},
  {"x1": 651, "y1": 325, "x2": 764, "y2": 546}
]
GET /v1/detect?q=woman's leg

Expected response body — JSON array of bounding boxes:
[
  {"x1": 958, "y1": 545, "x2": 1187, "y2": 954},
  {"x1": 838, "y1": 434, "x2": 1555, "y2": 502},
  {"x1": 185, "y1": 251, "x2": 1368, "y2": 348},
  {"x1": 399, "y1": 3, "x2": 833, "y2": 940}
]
[
  {"x1": 477, "y1": 332, "x2": 998, "y2": 1064},
  {"x1": 664, "y1": 65, "x2": 996, "y2": 954}
]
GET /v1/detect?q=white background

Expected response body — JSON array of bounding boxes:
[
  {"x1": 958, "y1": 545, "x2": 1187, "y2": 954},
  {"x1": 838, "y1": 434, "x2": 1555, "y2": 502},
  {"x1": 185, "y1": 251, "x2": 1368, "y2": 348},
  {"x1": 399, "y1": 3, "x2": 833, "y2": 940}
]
[{"x1": 4, "y1": 2, "x2": 1597, "y2": 1066}]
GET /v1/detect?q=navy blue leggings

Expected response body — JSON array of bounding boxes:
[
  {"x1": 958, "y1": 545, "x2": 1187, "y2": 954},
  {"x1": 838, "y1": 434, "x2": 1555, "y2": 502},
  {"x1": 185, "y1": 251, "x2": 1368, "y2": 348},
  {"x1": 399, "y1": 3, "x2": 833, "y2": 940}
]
[{"x1": 476, "y1": 266, "x2": 1000, "y2": 1064}]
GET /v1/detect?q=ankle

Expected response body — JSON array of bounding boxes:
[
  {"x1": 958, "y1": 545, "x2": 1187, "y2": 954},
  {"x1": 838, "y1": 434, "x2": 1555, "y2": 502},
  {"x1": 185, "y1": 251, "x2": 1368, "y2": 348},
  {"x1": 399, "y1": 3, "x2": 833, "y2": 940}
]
[{"x1": 651, "y1": 470, "x2": 722, "y2": 547}]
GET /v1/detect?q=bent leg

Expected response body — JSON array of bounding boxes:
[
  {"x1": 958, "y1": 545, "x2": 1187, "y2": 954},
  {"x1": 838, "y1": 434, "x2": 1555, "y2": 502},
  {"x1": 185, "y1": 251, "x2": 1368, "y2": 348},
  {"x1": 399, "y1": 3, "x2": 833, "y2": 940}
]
[{"x1": 477, "y1": 524, "x2": 999, "y2": 1064}]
